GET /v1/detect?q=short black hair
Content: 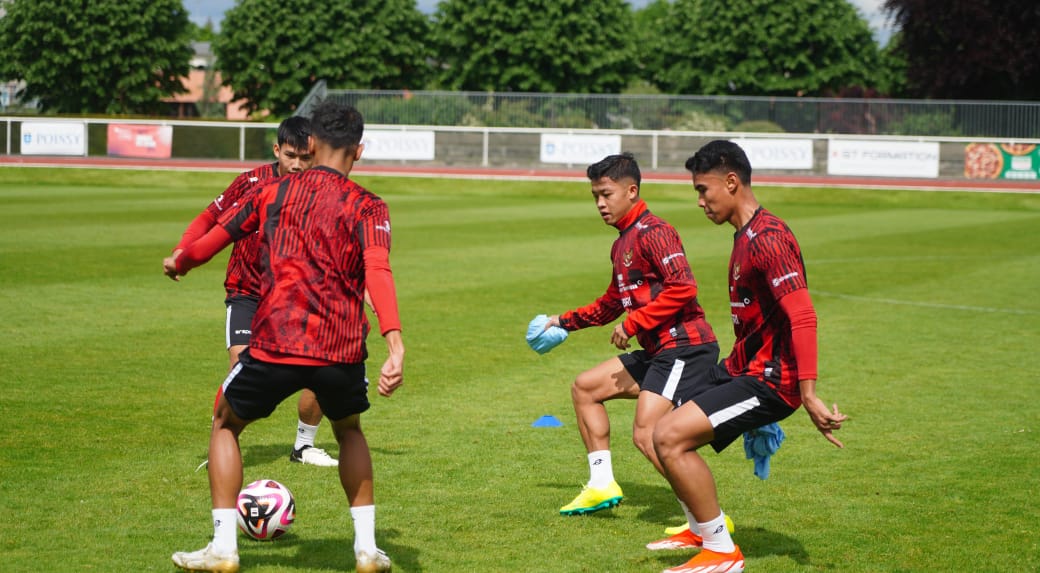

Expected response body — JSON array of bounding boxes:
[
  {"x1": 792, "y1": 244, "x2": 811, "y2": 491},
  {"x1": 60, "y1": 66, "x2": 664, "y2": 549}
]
[
  {"x1": 587, "y1": 152, "x2": 641, "y2": 188},
  {"x1": 685, "y1": 140, "x2": 752, "y2": 185},
  {"x1": 276, "y1": 116, "x2": 310, "y2": 149},
  {"x1": 309, "y1": 100, "x2": 364, "y2": 151}
]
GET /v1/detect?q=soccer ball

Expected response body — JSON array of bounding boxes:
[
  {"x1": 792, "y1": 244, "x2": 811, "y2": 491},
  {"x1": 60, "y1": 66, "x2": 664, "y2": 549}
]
[{"x1": 236, "y1": 479, "x2": 295, "y2": 541}]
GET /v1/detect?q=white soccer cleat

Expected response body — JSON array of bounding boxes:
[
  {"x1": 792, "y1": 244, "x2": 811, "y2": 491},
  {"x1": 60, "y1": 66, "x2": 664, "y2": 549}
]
[
  {"x1": 289, "y1": 445, "x2": 339, "y2": 467},
  {"x1": 171, "y1": 543, "x2": 239, "y2": 573},
  {"x1": 356, "y1": 548, "x2": 392, "y2": 573}
]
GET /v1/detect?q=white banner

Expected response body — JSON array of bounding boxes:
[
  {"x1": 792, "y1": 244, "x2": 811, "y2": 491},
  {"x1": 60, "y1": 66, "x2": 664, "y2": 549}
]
[
  {"x1": 828, "y1": 139, "x2": 940, "y2": 178},
  {"x1": 362, "y1": 130, "x2": 435, "y2": 160},
  {"x1": 21, "y1": 121, "x2": 86, "y2": 156},
  {"x1": 540, "y1": 134, "x2": 622, "y2": 165},
  {"x1": 731, "y1": 138, "x2": 814, "y2": 170}
]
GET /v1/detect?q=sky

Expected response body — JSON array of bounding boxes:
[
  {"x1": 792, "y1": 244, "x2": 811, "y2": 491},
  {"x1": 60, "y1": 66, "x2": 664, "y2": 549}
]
[{"x1": 184, "y1": 0, "x2": 895, "y2": 45}]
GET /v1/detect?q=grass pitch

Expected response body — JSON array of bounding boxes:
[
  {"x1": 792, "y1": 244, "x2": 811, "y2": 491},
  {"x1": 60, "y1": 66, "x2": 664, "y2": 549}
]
[{"x1": 0, "y1": 166, "x2": 1038, "y2": 572}]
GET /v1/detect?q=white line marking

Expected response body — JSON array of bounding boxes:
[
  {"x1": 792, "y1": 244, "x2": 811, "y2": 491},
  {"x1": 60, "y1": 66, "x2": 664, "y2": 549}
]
[{"x1": 813, "y1": 290, "x2": 1040, "y2": 315}]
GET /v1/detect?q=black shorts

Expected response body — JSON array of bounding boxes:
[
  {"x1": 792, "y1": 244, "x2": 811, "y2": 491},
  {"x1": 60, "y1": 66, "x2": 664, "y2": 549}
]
[
  {"x1": 691, "y1": 363, "x2": 797, "y2": 453},
  {"x1": 619, "y1": 343, "x2": 721, "y2": 406},
  {"x1": 225, "y1": 295, "x2": 259, "y2": 348},
  {"x1": 220, "y1": 348, "x2": 370, "y2": 422}
]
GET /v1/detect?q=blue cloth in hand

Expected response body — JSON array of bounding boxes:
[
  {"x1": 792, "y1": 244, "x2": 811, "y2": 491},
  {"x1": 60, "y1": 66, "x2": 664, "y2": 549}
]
[
  {"x1": 526, "y1": 314, "x2": 569, "y2": 354},
  {"x1": 742, "y1": 422, "x2": 785, "y2": 480}
]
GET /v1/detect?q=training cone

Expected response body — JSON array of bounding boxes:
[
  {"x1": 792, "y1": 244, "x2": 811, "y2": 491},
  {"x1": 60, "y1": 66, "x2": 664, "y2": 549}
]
[{"x1": 532, "y1": 415, "x2": 563, "y2": 428}]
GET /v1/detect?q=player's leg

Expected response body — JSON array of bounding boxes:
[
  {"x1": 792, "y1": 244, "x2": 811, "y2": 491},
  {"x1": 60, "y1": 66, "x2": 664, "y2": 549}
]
[
  {"x1": 560, "y1": 355, "x2": 640, "y2": 515},
  {"x1": 653, "y1": 402, "x2": 744, "y2": 572},
  {"x1": 632, "y1": 390, "x2": 673, "y2": 473},
  {"x1": 174, "y1": 351, "x2": 296, "y2": 572},
  {"x1": 311, "y1": 362, "x2": 390, "y2": 573},
  {"x1": 289, "y1": 389, "x2": 338, "y2": 467}
]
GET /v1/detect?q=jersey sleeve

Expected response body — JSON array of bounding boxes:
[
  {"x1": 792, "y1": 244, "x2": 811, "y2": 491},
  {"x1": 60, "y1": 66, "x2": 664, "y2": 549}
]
[
  {"x1": 778, "y1": 287, "x2": 818, "y2": 381},
  {"x1": 622, "y1": 224, "x2": 698, "y2": 335},
  {"x1": 558, "y1": 277, "x2": 625, "y2": 330},
  {"x1": 752, "y1": 230, "x2": 807, "y2": 300}
]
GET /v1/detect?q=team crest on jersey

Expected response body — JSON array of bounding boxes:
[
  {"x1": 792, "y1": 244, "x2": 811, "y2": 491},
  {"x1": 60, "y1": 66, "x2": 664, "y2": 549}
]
[
  {"x1": 622, "y1": 249, "x2": 634, "y2": 267},
  {"x1": 733, "y1": 263, "x2": 741, "y2": 281}
]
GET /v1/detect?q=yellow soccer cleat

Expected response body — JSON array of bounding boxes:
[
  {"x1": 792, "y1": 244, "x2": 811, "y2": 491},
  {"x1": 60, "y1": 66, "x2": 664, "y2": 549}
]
[
  {"x1": 559, "y1": 481, "x2": 624, "y2": 515},
  {"x1": 663, "y1": 514, "x2": 735, "y2": 536}
]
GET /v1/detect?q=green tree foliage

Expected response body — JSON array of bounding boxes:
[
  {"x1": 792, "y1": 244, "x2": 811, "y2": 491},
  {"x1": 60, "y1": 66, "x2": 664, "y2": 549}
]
[
  {"x1": 0, "y1": 0, "x2": 191, "y2": 114},
  {"x1": 214, "y1": 0, "x2": 431, "y2": 117},
  {"x1": 653, "y1": 0, "x2": 882, "y2": 96},
  {"x1": 883, "y1": 0, "x2": 1040, "y2": 100},
  {"x1": 430, "y1": 0, "x2": 636, "y2": 93},
  {"x1": 632, "y1": 0, "x2": 671, "y2": 88}
]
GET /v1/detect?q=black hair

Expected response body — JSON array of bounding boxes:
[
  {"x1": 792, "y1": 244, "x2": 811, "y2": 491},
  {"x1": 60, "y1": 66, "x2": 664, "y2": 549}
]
[
  {"x1": 276, "y1": 116, "x2": 311, "y2": 149},
  {"x1": 586, "y1": 152, "x2": 641, "y2": 188},
  {"x1": 684, "y1": 140, "x2": 752, "y2": 184},
  {"x1": 308, "y1": 100, "x2": 364, "y2": 151}
]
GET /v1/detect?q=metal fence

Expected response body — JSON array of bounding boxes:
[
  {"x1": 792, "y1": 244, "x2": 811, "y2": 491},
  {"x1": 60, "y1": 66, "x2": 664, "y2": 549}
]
[
  {"x1": 298, "y1": 86, "x2": 1040, "y2": 140},
  {"x1": 5, "y1": 115, "x2": 1040, "y2": 182}
]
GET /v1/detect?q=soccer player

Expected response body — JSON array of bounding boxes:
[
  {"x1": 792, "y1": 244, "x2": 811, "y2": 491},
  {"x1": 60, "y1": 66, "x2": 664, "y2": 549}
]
[
  {"x1": 542, "y1": 153, "x2": 721, "y2": 518},
  {"x1": 165, "y1": 101, "x2": 403, "y2": 573},
  {"x1": 651, "y1": 140, "x2": 846, "y2": 573},
  {"x1": 169, "y1": 116, "x2": 339, "y2": 468}
]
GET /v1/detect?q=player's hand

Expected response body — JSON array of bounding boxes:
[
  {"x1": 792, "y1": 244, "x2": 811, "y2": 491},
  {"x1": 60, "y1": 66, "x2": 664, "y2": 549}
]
[
  {"x1": 545, "y1": 315, "x2": 561, "y2": 330},
  {"x1": 378, "y1": 331, "x2": 404, "y2": 397},
  {"x1": 162, "y1": 250, "x2": 183, "y2": 281},
  {"x1": 610, "y1": 323, "x2": 631, "y2": 350},
  {"x1": 803, "y1": 394, "x2": 847, "y2": 448}
]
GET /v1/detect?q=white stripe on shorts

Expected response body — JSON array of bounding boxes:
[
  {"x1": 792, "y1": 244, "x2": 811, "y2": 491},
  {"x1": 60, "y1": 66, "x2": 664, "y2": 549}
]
[
  {"x1": 662, "y1": 359, "x2": 686, "y2": 402},
  {"x1": 221, "y1": 361, "x2": 243, "y2": 395},
  {"x1": 708, "y1": 396, "x2": 761, "y2": 428},
  {"x1": 225, "y1": 304, "x2": 233, "y2": 349}
]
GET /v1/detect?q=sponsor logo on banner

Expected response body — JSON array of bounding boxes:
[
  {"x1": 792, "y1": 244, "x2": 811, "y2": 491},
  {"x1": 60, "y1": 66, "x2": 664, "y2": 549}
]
[
  {"x1": 21, "y1": 122, "x2": 86, "y2": 156},
  {"x1": 964, "y1": 143, "x2": 1039, "y2": 180},
  {"x1": 731, "y1": 138, "x2": 813, "y2": 170},
  {"x1": 827, "y1": 139, "x2": 940, "y2": 178},
  {"x1": 540, "y1": 134, "x2": 622, "y2": 164},
  {"x1": 362, "y1": 130, "x2": 435, "y2": 160},
  {"x1": 107, "y1": 124, "x2": 173, "y2": 158}
]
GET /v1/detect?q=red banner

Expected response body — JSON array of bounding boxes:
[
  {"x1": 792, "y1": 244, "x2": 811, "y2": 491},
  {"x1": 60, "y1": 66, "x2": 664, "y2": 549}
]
[{"x1": 107, "y1": 124, "x2": 173, "y2": 158}]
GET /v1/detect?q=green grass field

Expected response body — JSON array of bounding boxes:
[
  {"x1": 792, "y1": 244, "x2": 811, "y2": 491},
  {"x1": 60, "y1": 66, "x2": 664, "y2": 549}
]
[{"x1": 1, "y1": 166, "x2": 1038, "y2": 572}]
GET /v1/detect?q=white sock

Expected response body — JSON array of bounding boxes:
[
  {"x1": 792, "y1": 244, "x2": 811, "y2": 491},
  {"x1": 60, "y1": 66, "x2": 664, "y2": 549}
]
[
  {"x1": 211, "y1": 508, "x2": 238, "y2": 555},
  {"x1": 587, "y1": 450, "x2": 614, "y2": 488},
  {"x1": 678, "y1": 499, "x2": 695, "y2": 528},
  {"x1": 698, "y1": 512, "x2": 735, "y2": 553},
  {"x1": 295, "y1": 420, "x2": 319, "y2": 450},
  {"x1": 350, "y1": 505, "x2": 377, "y2": 554}
]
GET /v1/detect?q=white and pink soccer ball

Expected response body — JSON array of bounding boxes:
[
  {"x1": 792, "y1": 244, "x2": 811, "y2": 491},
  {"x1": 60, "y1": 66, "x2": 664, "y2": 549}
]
[{"x1": 236, "y1": 479, "x2": 295, "y2": 540}]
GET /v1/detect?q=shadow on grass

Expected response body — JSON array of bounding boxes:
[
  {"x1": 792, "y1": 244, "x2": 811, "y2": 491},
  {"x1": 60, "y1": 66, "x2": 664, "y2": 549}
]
[
  {"x1": 545, "y1": 480, "x2": 810, "y2": 567},
  {"x1": 235, "y1": 527, "x2": 419, "y2": 571},
  {"x1": 240, "y1": 442, "x2": 342, "y2": 467}
]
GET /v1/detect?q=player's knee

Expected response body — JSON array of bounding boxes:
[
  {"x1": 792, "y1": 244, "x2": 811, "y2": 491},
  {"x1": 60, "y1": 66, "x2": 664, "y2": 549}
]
[
  {"x1": 572, "y1": 369, "x2": 606, "y2": 400},
  {"x1": 632, "y1": 426, "x2": 654, "y2": 458}
]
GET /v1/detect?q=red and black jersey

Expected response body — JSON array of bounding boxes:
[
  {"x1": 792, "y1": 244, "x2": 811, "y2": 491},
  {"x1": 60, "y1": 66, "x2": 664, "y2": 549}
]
[
  {"x1": 176, "y1": 163, "x2": 277, "y2": 299},
  {"x1": 726, "y1": 207, "x2": 811, "y2": 408},
  {"x1": 215, "y1": 166, "x2": 398, "y2": 364},
  {"x1": 559, "y1": 200, "x2": 717, "y2": 356}
]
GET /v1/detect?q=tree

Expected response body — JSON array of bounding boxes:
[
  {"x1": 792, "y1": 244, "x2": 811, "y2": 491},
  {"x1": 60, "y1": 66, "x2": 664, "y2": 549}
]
[
  {"x1": 430, "y1": 0, "x2": 636, "y2": 93},
  {"x1": 0, "y1": 0, "x2": 191, "y2": 114},
  {"x1": 213, "y1": 0, "x2": 431, "y2": 117},
  {"x1": 883, "y1": 0, "x2": 1040, "y2": 100},
  {"x1": 652, "y1": 0, "x2": 882, "y2": 96}
]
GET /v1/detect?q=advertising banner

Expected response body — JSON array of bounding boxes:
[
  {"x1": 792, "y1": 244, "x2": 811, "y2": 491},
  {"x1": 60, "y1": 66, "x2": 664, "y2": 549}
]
[
  {"x1": 732, "y1": 138, "x2": 814, "y2": 170},
  {"x1": 827, "y1": 139, "x2": 940, "y2": 178},
  {"x1": 362, "y1": 130, "x2": 436, "y2": 161},
  {"x1": 964, "y1": 143, "x2": 1039, "y2": 180},
  {"x1": 540, "y1": 134, "x2": 622, "y2": 165},
  {"x1": 21, "y1": 121, "x2": 86, "y2": 156},
  {"x1": 107, "y1": 124, "x2": 173, "y2": 158}
]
